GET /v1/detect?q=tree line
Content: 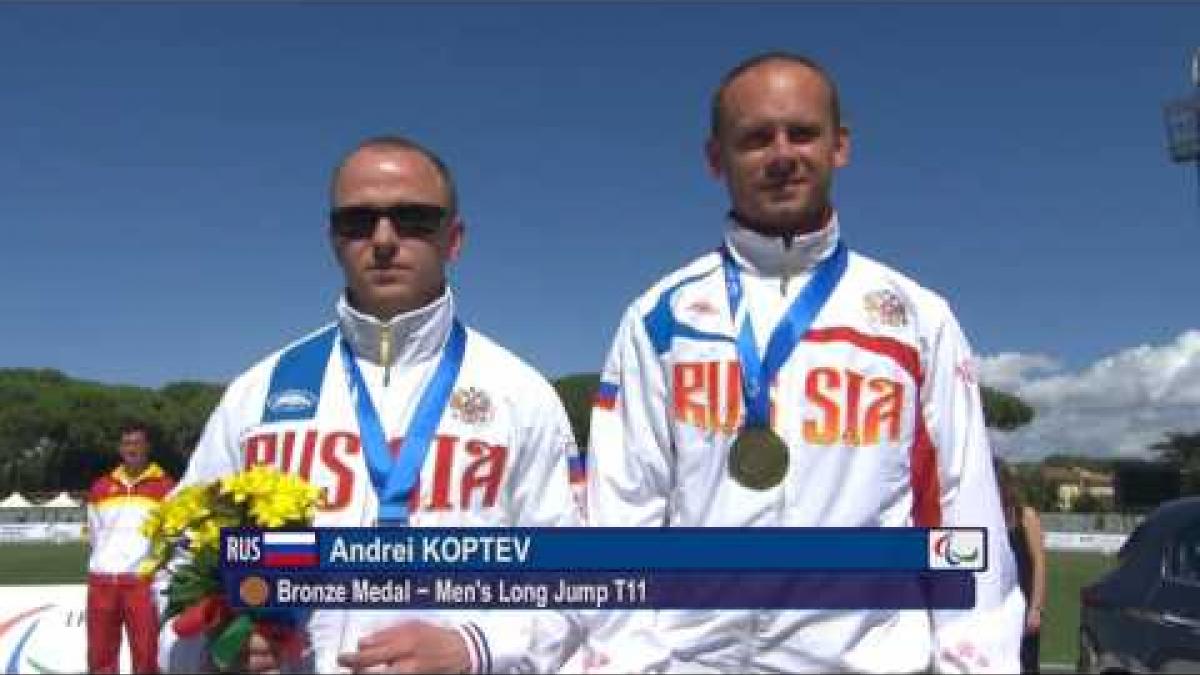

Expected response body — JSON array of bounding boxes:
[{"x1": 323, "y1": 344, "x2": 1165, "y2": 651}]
[
  {"x1": 0, "y1": 369, "x2": 222, "y2": 493},
  {"x1": 3, "y1": 367, "x2": 1192, "y2": 502}
]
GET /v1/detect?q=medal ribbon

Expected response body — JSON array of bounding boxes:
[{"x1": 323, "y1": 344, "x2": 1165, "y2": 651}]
[
  {"x1": 339, "y1": 319, "x2": 467, "y2": 525},
  {"x1": 720, "y1": 240, "x2": 848, "y2": 428}
]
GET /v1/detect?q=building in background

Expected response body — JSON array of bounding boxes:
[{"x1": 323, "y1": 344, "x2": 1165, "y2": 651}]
[{"x1": 1040, "y1": 466, "x2": 1116, "y2": 512}]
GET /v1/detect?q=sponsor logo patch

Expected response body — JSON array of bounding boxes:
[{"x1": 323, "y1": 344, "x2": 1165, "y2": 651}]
[
  {"x1": 267, "y1": 389, "x2": 318, "y2": 414},
  {"x1": 684, "y1": 299, "x2": 719, "y2": 317}
]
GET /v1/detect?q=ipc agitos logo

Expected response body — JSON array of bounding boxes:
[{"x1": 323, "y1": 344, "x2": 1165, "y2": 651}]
[
  {"x1": 928, "y1": 529, "x2": 986, "y2": 571},
  {"x1": 0, "y1": 603, "x2": 92, "y2": 674}
]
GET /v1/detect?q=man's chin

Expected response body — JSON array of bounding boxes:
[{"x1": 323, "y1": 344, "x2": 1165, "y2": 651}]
[
  {"x1": 740, "y1": 215, "x2": 818, "y2": 236},
  {"x1": 359, "y1": 278, "x2": 415, "y2": 298},
  {"x1": 354, "y1": 285, "x2": 443, "y2": 318},
  {"x1": 760, "y1": 204, "x2": 828, "y2": 232}
]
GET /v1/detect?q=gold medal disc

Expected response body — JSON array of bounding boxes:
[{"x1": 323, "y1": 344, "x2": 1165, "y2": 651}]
[{"x1": 728, "y1": 427, "x2": 789, "y2": 490}]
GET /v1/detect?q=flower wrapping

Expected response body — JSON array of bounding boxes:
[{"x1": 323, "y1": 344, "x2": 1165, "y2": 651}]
[{"x1": 140, "y1": 466, "x2": 320, "y2": 670}]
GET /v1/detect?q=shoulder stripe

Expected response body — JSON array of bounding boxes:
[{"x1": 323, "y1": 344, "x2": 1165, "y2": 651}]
[
  {"x1": 262, "y1": 324, "x2": 338, "y2": 423},
  {"x1": 642, "y1": 264, "x2": 727, "y2": 355},
  {"x1": 909, "y1": 401, "x2": 942, "y2": 527},
  {"x1": 804, "y1": 327, "x2": 922, "y2": 384}
]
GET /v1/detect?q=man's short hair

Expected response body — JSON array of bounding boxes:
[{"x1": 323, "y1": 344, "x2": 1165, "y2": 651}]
[
  {"x1": 331, "y1": 135, "x2": 459, "y2": 218},
  {"x1": 710, "y1": 51, "x2": 843, "y2": 136},
  {"x1": 119, "y1": 421, "x2": 150, "y2": 441}
]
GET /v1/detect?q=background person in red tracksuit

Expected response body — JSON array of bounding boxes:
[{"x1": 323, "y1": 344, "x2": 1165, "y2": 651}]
[{"x1": 86, "y1": 422, "x2": 175, "y2": 674}]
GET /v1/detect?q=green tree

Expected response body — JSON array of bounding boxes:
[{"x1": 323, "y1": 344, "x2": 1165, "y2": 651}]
[
  {"x1": 980, "y1": 386, "x2": 1034, "y2": 430},
  {"x1": 0, "y1": 369, "x2": 224, "y2": 492},
  {"x1": 154, "y1": 381, "x2": 226, "y2": 476},
  {"x1": 1041, "y1": 454, "x2": 1117, "y2": 472},
  {"x1": 1152, "y1": 431, "x2": 1200, "y2": 466},
  {"x1": 552, "y1": 373, "x2": 600, "y2": 450},
  {"x1": 1153, "y1": 431, "x2": 1200, "y2": 495},
  {"x1": 1011, "y1": 463, "x2": 1057, "y2": 512}
]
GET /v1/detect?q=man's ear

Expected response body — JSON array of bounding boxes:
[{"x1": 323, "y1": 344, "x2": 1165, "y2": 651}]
[
  {"x1": 445, "y1": 216, "x2": 465, "y2": 263},
  {"x1": 328, "y1": 228, "x2": 344, "y2": 265},
  {"x1": 833, "y1": 124, "x2": 851, "y2": 169},
  {"x1": 705, "y1": 137, "x2": 724, "y2": 179}
]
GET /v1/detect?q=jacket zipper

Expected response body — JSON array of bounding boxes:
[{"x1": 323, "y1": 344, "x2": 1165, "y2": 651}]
[
  {"x1": 381, "y1": 326, "x2": 393, "y2": 386},
  {"x1": 780, "y1": 234, "x2": 794, "y2": 295}
]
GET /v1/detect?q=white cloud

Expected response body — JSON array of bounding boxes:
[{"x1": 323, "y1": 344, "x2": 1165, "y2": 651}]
[
  {"x1": 983, "y1": 330, "x2": 1200, "y2": 461},
  {"x1": 977, "y1": 352, "x2": 1060, "y2": 393}
]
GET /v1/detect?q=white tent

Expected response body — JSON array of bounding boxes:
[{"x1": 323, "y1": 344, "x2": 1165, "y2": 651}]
[
  {"x1": 41, "y1": 491, "x2": 81, "y2": 508},
  {"x1": 0, "y1": 492, "x2": 33, "y2": 508}
]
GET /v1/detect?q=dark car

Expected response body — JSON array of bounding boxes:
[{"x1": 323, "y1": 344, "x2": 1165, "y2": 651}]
[{"x1": 1078, "y1": 496, "x2": 1200, "y2": 673}]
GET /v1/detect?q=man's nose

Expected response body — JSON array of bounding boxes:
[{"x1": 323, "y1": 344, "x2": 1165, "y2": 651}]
[
  {"x1": 370, "y1": 217, "x2": 400, "y2": 248},
  {"x1": 765, "y1": 131, "x2": 799, "y2": 179},
  {"x1": 765, "y1": 155, "x2": 798, "y2": 181}
]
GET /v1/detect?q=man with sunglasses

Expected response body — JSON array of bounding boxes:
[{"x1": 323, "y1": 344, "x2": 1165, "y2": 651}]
[
  {"x1": 583, "y1": 52, "x2": 1023, "y2": 672},
  {"x1": 160, "y1": 136, "x2": 585, "y2": 673}
]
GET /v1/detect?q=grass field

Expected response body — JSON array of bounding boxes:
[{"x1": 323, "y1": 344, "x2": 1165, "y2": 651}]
[
  {"x1": 0, "y1": 542, "x2": 1117, "y2": 669},
  {"x1": 0, "y1": 540, "x2": 89, "y2": 585},
  {"x1": 1041, "y1": 551, "x2": 1117, "y2": 669}
]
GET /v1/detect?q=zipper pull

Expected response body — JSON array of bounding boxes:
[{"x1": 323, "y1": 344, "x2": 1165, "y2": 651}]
[
  {"x1": 380, "y1": 326, "x2": 393, "y2": 387},
  {"x1": 780, "y1": 235, "x2": 794, "y2": 296}
]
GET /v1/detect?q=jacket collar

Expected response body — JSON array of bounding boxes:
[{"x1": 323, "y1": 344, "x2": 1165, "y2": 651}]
[
  {"x1": 336, "y1": 287, "x2": 455, "y2": 367},
  {"x1": 112, "y1": 462, "x2": 165, "y2": 486},
  {"x1": 722, "y1": 211, "x2": 841, "y2": 279}
]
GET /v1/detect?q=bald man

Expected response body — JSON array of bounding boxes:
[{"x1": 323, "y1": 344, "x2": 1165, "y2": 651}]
[{"x1": 160, "y1": 135, "x2": 585, "y2": 674}]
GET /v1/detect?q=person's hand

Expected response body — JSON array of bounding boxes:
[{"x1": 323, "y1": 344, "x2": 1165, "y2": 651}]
[
  {"x1": 239, "y1": 631, "x2": 282, "y2": 674},
  {"x1": 337, "y1": 620, "x2": 471, "y2": 674},
  {"x1": 1025, "y1": 607, "x2": 1042, "y2": 635}
]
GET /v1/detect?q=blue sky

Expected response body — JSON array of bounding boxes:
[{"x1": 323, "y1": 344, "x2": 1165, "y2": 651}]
[{"x1": 2, "y1": 3, "x2": 1198, "y2": 456}]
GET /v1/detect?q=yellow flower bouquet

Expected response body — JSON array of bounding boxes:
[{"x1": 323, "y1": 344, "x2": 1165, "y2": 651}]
[{"x1": 139, "y1": 466, "x2": 320, "y2": 670}]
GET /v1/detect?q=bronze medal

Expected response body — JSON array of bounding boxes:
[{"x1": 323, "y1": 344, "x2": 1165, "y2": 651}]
[
  {"x1": 239, "y1": 575, "x2": 270, "y2": 607},
  {"x1": 728, "y1": 427, "x2": 789, "y2": 490}
]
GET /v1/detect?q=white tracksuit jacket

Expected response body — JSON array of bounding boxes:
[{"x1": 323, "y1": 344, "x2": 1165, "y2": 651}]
[
  {"x1": 159, "y1": 289, "x2": 585, "y2": 674},
  {"x1": 583, "y1": 216, "x2": 1025, "y2": 673}
]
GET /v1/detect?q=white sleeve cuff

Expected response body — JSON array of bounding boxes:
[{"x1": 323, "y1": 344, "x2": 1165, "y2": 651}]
[{"x1": 457, "y1": 621, "x2": 488, "y2": 674}]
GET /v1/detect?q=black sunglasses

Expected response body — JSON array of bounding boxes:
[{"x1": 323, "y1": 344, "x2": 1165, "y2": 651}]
[{"x1": 329, "y1": 203, "x2": 450, "y2": 239}]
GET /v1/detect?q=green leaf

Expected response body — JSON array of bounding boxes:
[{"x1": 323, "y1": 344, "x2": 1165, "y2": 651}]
[{"x1": 209, "y1": 614, "x2": 254, "y2": 671}]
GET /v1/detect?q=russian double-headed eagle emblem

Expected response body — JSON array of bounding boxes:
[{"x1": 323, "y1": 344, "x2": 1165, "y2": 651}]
[
  {"x1": 864, "y1": 289, "x2": 908, "y2": 328},
  {"x1": 450, "y1": 387, "x2": 494, "y2": 428}
]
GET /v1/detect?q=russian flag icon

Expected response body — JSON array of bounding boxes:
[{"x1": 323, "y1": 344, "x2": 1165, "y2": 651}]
[
  {"x1": 593, "y1": 381, "x2": 619, "y2": 410},
  {"x1": 262, "y1": 531, "x2": 318, "y2": 567}
]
